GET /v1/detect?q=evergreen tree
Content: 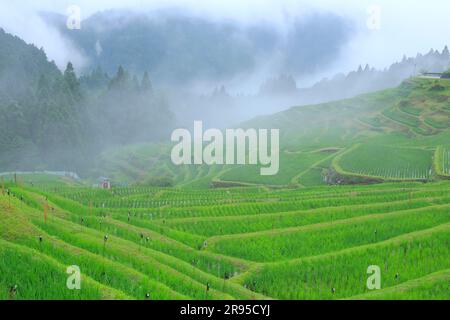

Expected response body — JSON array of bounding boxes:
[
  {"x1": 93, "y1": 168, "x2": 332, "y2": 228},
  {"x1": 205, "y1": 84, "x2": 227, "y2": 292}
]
[
  {"x1": 108, "y1": 66, "x2": 130, "y2": 91},
  {"x1": 37, "y1": 74, "x2": 51, "y2": 101},
  {"x1": 141, "y1": 71, "x2": 153, "y2": 93},
  {"x1": 132, "y1": 75, "x2": 140, "y2": 91},
  {"x1": 442, "y1": 45, "x2": 450, "y2": 60},
  {"x1": 79, "y1": 66, "x2": 110, "y2": 91},
  {"x1": 64, "y1": 62, "x2": 81, "y2": 100}
]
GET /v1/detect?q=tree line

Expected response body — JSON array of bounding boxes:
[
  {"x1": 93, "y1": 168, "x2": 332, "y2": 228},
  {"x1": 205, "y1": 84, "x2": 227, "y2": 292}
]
[{"x1": 0, "y1": 29, "x2": 174, "y2": 175}]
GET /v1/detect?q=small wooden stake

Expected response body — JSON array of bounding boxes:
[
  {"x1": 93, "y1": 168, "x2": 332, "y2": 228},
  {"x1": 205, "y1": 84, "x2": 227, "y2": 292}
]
[{"x1": 1, "y1": 177, "x2": 4, "y2": 196}]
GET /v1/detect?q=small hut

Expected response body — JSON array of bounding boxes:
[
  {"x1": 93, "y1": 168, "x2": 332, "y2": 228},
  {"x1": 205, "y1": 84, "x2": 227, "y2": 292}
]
[{"x1": 98, "y1": 177, "x2": 111, "y2": 189}]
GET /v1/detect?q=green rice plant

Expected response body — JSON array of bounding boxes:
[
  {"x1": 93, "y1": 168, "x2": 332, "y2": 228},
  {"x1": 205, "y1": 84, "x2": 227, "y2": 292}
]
[
  {"x1": 351, "y1": 269, "x2": 450, "y2": 300},
  {"x1": 242, "y1": 225, "x2": 450, "y2": 299},
  {"x1": 164, "y1": 195, "x2": 450, "y2": 237},
  {"x1": 336, "y1": 144, "x2": 433, "y2": 180},
  {"x1": 3, "y1": 178, "x2": 450, "y2": 300},
  {"x1": 434, "y1": 146, "x2": 450, "y2": 177},
  {"x1": 382, "y1": 108, "x2": 421, "y2": 128},
  {"x1": 0, "y1": 240, "x2": 129, "y2": 300},
  {"x1": 208, "y1": 205, "x2": 450, "y2": 262}
]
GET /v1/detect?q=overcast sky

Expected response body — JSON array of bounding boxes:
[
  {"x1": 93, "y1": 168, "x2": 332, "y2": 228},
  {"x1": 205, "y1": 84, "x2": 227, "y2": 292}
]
[{"x1": 1, "y1": 0, "x2": 449, "y2": 74}]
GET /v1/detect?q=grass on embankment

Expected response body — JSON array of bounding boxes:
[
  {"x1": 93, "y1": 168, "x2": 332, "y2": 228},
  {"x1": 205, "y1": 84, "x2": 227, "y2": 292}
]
[
  {"x1": 239, "y1": 224, "x2": 450, "y2": 299},
  {"x1": 350, "y1": 269, "x2": 450, "y2": 300},
  {"x1": 434, "y1": 146, "x2": 450, "y2": 179}
]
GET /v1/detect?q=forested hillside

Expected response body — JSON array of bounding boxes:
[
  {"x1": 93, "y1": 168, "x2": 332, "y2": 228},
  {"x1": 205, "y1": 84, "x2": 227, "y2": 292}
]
[
  {"x1": 43, "y1": 10, "x2": 352, "y2": 84},
  {"x1": 0, "y1": 29, "x2": 174, "y2": 174}
]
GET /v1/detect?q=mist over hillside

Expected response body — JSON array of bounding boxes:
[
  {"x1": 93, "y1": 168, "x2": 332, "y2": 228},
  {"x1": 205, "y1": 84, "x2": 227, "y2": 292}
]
[
  {"x1": 168, "y1": 46, "x2": 450, "y2": 128},
  {"x1": 38, "y1": 9, "x2": 450, "y2": 128},
  {"x1": 43, "y1": 9, "x2": 354, "y2": 86},
  {"x1": 0, "y1": 22, "x2": 449, "y2": 174},
  {"x1": 1, "y1": 2, "x2": 450, "y2": 174},
  {"x1": 0, "y1": 29, "x2": 175, "y2": 173},
  {"x1": 1, "y1": 1, "x2": 450, "y2": 305},
  {"x1": 297, "y1": 46, "x2": 450, "y2": 103}
]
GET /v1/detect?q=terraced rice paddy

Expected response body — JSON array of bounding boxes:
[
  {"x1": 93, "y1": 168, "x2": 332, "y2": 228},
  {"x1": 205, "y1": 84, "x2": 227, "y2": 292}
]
[
  {"x1": 92, "y1": 78, "x2": 449, "y2": 189},
  {"x1": 1, "y1": 79, "x2": 449, "y2": 301},
  {"x1": 435, "y1": 146, "x2": 450, "y2": 177},
  {"x1": 335, "y1": 144, "x2": 433, "y2": 180},
  {"x1": 1, "y1": 177, "x2": 449, "y2": 300}
]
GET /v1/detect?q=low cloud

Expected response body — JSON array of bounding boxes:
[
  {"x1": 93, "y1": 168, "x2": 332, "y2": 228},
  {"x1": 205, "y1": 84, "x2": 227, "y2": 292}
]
[
  {"x1": 0, "y1": 3, "x2": 87, "y2": 70},
  {"x1": 1, "y1": 0, "x2": 448, "y2": 78}
]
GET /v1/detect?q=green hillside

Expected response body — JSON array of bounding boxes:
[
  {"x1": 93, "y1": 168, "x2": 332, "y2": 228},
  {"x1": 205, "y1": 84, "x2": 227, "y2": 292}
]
[
  {"x1": 94, "y1": 77, "x2": 450, "y2": 188},
  {"x1": 1, "y1": 175, "x2": 449, "y2": 300},
  {"x1": 0, "y1": 175, "x2": 450, "y2": 299},
  {"x1": 1, "y1": 77, "x2": 449, "y2": 300}
]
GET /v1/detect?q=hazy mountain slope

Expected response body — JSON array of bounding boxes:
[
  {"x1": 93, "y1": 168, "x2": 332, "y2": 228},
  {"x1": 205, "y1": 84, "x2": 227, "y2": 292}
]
[
  {"x1": 95, "y1": 78, "x2": 450, "y2": 187},
  {"x1": 296, "y1": 47, "x2": 450, "y2": 103},
  {"x1": 0, "y1": 28, "x2": 61, "y2": 103},
  {"x1": 43, "y1": 10, "x2": 354, "y2": 84},
  {"x1": 0, "y1": 29, "x2": 89, "y2": 171},
  {"x1": 0, "y1": 30, "x2": 174, "y2": 173}
]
